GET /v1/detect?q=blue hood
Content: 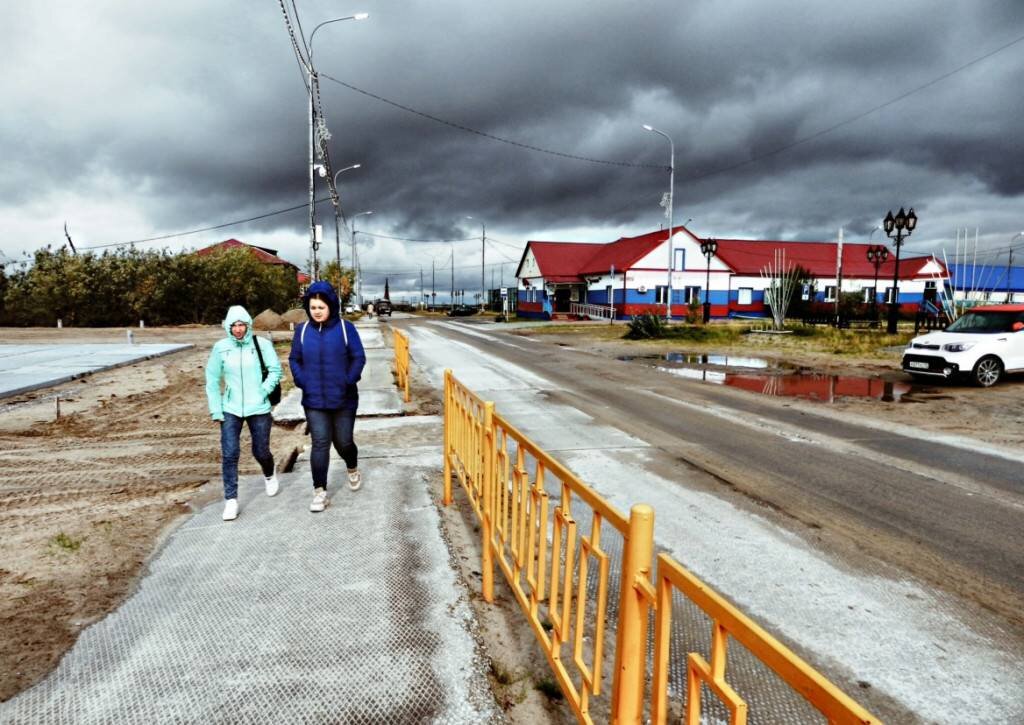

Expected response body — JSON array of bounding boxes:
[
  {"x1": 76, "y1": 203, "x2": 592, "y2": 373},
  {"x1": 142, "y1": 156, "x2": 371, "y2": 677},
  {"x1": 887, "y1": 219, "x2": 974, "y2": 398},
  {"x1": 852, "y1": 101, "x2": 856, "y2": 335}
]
[{"x1": 302, "y1": 280, "x2": 340, "y2": 323}]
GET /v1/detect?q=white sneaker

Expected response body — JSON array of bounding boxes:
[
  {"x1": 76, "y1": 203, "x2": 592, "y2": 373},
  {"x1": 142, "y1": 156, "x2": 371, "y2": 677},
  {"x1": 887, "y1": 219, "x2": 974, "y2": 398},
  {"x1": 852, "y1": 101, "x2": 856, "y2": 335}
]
[
  {"x1": 310, "y1": 488, "x2": 329, "y2": 513},
  {"x1": 222, "y1": 499, "x2": 238, "y2": 521},
  {"x1": 347, "y1": 468, "x2": 362, "y2": 492},
  {"x1": 265, "y1": 473, "x2": 279, "y2": 497}
]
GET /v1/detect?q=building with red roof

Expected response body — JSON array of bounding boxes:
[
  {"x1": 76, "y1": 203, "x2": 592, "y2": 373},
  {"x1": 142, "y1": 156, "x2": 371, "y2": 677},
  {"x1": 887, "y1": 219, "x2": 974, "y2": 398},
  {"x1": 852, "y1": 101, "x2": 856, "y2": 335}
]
[
  {"x1": 195, "y1": 239, "x2": 308, "y2": 287},
  {"x1": 515, "y1": 226, "x2": 948, "y2": 320}
]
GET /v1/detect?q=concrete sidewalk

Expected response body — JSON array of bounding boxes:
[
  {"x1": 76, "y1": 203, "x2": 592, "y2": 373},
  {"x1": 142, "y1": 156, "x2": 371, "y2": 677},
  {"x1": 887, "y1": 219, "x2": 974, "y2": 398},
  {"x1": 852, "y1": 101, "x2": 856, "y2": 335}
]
[{"x1": 0, "y1": 319, "x2": 501, "y2": 724}]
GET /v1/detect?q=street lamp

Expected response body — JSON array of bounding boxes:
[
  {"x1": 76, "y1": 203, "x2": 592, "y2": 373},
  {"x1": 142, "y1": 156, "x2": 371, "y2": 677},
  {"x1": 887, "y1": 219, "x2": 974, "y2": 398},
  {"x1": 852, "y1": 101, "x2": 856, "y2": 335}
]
[
  {"x1": 865, "y1": 244, "x2": 889, "y2": 324},
  {"x1": 643, "y1": 124, "x2": 675, "y2": 322},
  {"x1": 306, "y1": 13, "x2": 368, "y2": 281},
  {"x1": 1006, "y1": 231, "x2": 1024, "y2": 301},
  {"x1": 465, "y1": 216, "x2": 486, "y2": 312},
  {"x1": 699, "y1": 238, "x2": 718, "y2": 323},
  {"x1": 330, "y1": 163, "x2": 361, "y2": 266},
  {"x1": 351, "y1": 210, "x2": 373, "y2": 306},
  {"x1": 882, "y1": 207, "x2": 917, "y2": 334}
]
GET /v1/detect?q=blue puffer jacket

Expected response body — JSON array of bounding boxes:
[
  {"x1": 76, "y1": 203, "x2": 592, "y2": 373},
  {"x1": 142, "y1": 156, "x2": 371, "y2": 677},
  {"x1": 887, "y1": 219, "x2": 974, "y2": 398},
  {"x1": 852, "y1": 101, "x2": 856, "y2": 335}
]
[{"x1": 288, "y1": 281, "x2": 366, "y2": 411}]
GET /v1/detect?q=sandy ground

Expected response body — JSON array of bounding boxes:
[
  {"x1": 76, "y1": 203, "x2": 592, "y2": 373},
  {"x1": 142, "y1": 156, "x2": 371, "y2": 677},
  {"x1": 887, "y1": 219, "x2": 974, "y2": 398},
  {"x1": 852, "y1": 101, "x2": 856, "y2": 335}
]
[
  {"x1": 1, "y1": 321, "x2": 1020, "y2": 712},
  {"x1": 0, "y1": 327, "x2": 306, "y2": 702}
]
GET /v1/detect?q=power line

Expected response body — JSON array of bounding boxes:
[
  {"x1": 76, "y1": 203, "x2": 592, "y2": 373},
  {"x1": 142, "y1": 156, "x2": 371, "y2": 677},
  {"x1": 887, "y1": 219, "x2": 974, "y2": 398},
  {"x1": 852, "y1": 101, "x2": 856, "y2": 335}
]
[
  {"x1": 683, "y1": 31, "x2": 1024, "y2": 184},
  {"x1": 318, "y1": 73, "x2": 667, "y2": 170},
  {"x1": 77, "y1": 197, "x2": 336, "y2": 250},
  {"x1": 358, "y1": 231, "x2": 478, "y2": 243},
  {"x1": 323, "y1": 31, "x2": 1024, "y2": 183}
]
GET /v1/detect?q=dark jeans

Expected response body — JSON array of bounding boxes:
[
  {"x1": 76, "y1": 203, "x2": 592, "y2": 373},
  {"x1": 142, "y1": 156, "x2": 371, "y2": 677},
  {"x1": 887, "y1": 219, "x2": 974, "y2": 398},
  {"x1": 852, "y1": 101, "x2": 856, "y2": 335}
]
[
  {"x1": 220, "y1": 412, "x2": 275, "y2": 500},
  {"x1": 305, "y1": 407, "x2": 357, "y2": 489}
]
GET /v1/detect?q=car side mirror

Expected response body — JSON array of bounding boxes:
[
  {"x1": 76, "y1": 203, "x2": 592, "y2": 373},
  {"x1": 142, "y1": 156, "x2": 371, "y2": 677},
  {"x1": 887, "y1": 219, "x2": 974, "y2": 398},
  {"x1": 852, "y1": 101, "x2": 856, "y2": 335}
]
[{"x1": 1012, "y1": 321, "x2": 1024, "y2": 332}]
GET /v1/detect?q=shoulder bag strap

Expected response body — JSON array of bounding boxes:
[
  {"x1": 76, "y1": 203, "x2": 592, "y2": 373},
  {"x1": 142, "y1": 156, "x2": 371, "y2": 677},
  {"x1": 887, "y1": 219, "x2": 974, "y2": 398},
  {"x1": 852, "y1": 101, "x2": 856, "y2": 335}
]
[{"x1": 253, "y1": 335, "x2": 269, "y2": 379}]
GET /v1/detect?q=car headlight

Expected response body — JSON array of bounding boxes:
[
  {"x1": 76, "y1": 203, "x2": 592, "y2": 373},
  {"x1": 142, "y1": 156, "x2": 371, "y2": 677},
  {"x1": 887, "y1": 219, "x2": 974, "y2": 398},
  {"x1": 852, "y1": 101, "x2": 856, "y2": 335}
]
[{"x1": 943, "y1": 342, "x2": 975, "y2": 353}]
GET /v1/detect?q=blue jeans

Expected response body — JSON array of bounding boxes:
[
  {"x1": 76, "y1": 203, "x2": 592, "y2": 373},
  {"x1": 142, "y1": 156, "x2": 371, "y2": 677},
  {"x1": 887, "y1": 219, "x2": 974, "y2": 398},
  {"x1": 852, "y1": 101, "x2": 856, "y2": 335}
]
[
  {"x1": 305, "y1": 407, "x2": 357, "y2": 489},
  {"x1": 220, "y1": 412, "x2": 275, "y2": 500}
]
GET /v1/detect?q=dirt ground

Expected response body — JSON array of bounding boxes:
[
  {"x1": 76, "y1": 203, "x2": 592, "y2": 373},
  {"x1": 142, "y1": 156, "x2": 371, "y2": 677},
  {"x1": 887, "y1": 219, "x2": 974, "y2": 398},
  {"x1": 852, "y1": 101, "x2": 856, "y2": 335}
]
[
  {"x1": 0, "y1": 326, "x2": 306, "y2": 702},
  {"x1": 1, "y1": 321, "x2": 1020, "y2": 708}
]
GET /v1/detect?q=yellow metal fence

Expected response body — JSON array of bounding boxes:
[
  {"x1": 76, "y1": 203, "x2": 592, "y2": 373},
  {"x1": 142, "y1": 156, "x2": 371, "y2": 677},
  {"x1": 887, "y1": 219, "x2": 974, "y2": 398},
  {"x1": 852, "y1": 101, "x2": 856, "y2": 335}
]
[
  {"x1": 392, "y1": 328, "x2": 410, "y2": 403},
  {"x1": 443, "y1": 368, "x2": 878, "y2": 725}
]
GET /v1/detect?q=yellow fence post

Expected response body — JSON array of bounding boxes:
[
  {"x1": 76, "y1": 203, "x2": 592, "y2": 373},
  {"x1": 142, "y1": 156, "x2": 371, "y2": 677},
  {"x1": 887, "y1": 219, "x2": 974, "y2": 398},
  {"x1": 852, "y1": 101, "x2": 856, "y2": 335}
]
[
  {"x1": 611, "y1": 503, "x2": 655, "y2": 724},
  {"x1": 481, "y1": 401, "x2": 496, "y2": 603},
  {"x1": 443, "y1": 369, "x2": 453, "y2": 507}
]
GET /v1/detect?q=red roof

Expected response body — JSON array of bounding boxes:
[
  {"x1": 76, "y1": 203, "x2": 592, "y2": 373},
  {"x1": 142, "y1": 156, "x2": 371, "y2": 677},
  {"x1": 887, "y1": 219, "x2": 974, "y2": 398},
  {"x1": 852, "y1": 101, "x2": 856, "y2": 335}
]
[
  {"x1": 578, "y1": 227, "x2": 692, "y2": 275},
  {"x1": 195, "y1": 239, "x2": 294, "y2": 267},
  {"x1": 713, "y1": 239, "x2": 942, "y2": 280},
  {"x1": 523, "y1": 226, "x2": 694, "y2": 280},
  {"x1": 523, "y1": 242, "x2": 600, "y2": 282}
]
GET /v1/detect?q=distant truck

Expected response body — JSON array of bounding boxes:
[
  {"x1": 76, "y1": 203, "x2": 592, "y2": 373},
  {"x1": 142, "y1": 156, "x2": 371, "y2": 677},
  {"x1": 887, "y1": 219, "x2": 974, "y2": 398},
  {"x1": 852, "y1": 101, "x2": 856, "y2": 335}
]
[{"x1": 375, "y1": 299, "x2": 392, "y2": 317}]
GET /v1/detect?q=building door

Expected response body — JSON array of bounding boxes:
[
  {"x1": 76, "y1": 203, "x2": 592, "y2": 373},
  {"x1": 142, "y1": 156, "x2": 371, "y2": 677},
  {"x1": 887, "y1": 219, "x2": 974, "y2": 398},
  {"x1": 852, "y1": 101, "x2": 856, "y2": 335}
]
[
  {"x1": 923, "y1": 280, "x2": 938, "y2": 303},
  {"x1": 554, "y1": 287, "x2": 572, "y2": 312}
]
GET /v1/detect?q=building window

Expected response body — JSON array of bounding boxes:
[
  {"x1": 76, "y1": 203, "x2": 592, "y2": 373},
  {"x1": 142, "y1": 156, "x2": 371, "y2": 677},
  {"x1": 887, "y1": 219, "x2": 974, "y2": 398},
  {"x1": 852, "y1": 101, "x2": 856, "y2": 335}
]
[
  {"x1": 885, "y1": 287, "x2": 897, "y2": 303},
  {"x1": 801, "y1": 283, "x2": 812, "y2": 301},
  {"x1": 684, "y1": 285, "x2": 702, "y2": 304},
  {"x1": 673, "y1": 248, "x2": 685, "y2": 271},
  {"x1": 737, "y1": 287, "x2": 752, "y2": 305},
  {"x1": 862, "y1": 286, "x2": 875, "y2": 303},
  {"x1": 605, "y1": 285, "x2": 614, "y2": 305},
  {"x1": 570, "y1": 287, "x2": 580, "y2": 302},
  {"x1": 655, "y1": 285, "x2": 668, "y2": 304},
  {"x1": 824, "y1": 285, "x2": 837, "y2": 302}
]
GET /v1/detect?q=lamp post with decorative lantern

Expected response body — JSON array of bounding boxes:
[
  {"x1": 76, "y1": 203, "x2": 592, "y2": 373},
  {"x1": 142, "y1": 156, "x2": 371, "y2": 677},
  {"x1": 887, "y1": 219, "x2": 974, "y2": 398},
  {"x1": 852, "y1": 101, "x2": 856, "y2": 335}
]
[
  {"x1": 883, "y1": 207, "x2": 917, "y2": 334},
  {"x1": 700, "y1": 238, "x2": 718, "y2": 323},
  {"x1": 866, "y1": 244, "x2": 889, "y2": 325}
]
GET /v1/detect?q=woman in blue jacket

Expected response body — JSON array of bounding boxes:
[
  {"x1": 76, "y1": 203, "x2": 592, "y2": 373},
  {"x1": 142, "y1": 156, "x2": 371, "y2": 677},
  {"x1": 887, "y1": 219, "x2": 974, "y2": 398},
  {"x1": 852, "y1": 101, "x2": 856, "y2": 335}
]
[
  {"x1": 289, "y1": 281, "x2": 366, "y2": 513},
  {"x1": 205, "y1": 305, "x2": 282, "y2": 521}
]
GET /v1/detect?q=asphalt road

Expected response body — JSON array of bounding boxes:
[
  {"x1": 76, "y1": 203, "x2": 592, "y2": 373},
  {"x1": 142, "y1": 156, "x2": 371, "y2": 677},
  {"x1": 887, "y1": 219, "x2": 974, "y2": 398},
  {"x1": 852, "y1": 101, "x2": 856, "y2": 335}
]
[{"x1": 406, "y1": 317, "x2": 1024, "y2": 628}]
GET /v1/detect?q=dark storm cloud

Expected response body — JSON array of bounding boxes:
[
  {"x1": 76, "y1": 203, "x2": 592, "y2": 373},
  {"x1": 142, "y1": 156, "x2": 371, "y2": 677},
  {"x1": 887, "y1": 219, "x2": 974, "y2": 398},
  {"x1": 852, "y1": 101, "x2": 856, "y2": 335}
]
[{"x1": 3, "y1": 0, "x2": 1024, "y2": 291}]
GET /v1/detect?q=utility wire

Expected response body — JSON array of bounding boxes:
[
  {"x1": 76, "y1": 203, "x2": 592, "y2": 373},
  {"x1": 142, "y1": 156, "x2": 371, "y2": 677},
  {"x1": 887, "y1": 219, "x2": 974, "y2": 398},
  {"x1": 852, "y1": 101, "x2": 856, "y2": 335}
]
[
  {"x1": 358, "y1": 231, "x2": 478, "y2": 243},
  {"x1": 318, "y1": 73, "x2": 667, "y2": 170},
  {"x1": 77, "y1": 197, "x2": 335, "y2": 250},
  {"x1": 323, "y1": 31, "x2": 1024, "y2": 181}
]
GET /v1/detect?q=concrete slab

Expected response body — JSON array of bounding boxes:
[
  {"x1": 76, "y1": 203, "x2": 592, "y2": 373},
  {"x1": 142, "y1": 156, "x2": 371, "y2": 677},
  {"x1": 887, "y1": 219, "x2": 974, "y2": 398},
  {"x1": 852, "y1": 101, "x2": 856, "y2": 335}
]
[
  {"x1": 0, "y1": 415, "x2": 500, "y2": 723},
  {"x1": 0, "y1": 344, "x2": 192, "y2": 399}
]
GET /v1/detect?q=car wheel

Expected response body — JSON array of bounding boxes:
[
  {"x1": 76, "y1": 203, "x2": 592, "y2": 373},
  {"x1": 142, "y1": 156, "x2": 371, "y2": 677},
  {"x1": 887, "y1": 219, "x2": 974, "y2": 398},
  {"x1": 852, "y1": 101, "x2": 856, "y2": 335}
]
[{"x1": 971, "y1": 356, "x2": 1003, "y2": 387}]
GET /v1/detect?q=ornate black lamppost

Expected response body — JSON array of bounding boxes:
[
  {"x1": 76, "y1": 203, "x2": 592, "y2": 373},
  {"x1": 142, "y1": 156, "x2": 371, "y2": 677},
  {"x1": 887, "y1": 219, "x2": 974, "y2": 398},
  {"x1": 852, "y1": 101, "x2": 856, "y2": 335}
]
[
  {"x1": 865, "y1": 244, "x2": 889, "y2": 325},
  {"x1": 700, "y1": 238, "x2": 718, "y2": 323},
  {"x1": 882, "y1": 207, "x2": 917, "y2": 334}
]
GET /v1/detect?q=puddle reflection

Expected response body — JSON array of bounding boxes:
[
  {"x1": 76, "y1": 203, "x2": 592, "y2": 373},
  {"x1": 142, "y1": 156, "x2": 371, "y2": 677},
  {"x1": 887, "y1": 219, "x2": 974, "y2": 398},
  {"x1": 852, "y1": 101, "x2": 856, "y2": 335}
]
[
  {"x1": 654, "y1": 366, "x2": 910, "y2": 402},
  {"x1": 620, "y1": 353, "x2": 775, "y2": 368}
]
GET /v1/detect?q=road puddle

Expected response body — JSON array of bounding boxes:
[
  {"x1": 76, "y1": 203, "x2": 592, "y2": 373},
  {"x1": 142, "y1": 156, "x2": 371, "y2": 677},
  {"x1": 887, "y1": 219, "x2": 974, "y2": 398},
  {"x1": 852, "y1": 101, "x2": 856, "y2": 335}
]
[
  {"x1": 654, "y1": 366, "x2": 912, "y2": 402},
  {"x1": 619, "y1": 352, "x2": 777, "y2": 368}
]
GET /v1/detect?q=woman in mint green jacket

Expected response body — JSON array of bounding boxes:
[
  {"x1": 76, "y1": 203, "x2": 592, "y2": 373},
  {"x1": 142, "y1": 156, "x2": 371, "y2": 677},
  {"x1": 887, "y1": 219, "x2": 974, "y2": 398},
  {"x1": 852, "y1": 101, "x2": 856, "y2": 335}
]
[{"x1": 205, "y1": 305, "x2": 282, "y2": 521}]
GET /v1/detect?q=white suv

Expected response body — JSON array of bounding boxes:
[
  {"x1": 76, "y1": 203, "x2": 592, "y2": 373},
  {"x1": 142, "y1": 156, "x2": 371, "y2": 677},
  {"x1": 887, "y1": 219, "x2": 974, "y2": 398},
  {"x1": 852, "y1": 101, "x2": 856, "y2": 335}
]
[{"x1": 902, "y1": 304, "x2": 1024, "y2": 387}]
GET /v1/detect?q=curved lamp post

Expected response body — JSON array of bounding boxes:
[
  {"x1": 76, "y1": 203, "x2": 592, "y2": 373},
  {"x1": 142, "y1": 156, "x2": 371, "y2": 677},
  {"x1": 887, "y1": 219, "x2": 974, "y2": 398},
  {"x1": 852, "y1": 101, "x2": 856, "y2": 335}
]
[
  {"x1": 699, "y1": 238, "x2": 718, "y2": 323},
  {"x1": 330, "y1": 163, "x2": 361, "y2": 266},
  {"x1": 643, "y1": 124, "x2": 675, "y2": 322},
  {"x1": 351, "y1": 210, "x2": 373, "y2": 306},
  {"x1": 882, "y1": 207, "x2": 917, "y2": 334},
  {"x1": 306, "y1": 13, "x2": 368, "y2": 280},
  {"x1": 865, "y1": 244, "x2": 889, "y2": 324}
]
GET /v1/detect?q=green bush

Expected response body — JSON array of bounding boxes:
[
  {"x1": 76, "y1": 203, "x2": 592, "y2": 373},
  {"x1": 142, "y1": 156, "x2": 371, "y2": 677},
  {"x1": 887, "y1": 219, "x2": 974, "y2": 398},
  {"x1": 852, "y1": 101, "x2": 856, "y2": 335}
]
[
  {"x1": 625, "y1": 312, "x2": 667, "y2": 339},
  {"x1": 0, "y1": 245, "x2": 300, "y2": 326}
]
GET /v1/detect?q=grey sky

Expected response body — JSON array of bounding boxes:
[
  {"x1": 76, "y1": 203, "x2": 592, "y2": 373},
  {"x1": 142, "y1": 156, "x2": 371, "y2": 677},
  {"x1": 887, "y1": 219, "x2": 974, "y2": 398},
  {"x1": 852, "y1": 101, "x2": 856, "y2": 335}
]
[{"x1": 2, "y1": 1, "x2": 1023, "y2": 300}]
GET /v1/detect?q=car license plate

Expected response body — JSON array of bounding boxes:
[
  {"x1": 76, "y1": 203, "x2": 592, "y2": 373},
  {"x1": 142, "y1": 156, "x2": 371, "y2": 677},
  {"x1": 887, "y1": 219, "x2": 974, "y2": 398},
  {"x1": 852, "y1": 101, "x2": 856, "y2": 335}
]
[{"x1": 908, "y1": 361, "x2": 930, "y2": 369}]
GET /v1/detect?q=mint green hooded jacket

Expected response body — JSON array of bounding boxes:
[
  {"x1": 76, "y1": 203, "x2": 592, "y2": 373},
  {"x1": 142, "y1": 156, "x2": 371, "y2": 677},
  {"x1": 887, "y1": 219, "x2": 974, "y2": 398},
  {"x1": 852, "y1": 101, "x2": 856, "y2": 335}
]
[{"x1": 205, "y1": 305, "x2": 283, "y2": 420}]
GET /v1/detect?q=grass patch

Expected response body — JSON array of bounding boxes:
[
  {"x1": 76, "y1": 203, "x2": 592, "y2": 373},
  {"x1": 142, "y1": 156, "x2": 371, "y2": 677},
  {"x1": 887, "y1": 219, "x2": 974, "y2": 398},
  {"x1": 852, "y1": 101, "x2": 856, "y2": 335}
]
[
  {"x1": 775, "y1": 325, "x2": 913, "y2": 356},
  {"x1": 534, "y1": 676, "x2": 564, "y2": 700},
  {"x1": 52, "y1": 532, "x2": 81, "y2": 552}
]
